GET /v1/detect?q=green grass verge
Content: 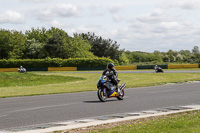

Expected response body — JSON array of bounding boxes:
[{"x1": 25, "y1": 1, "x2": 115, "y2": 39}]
[
  {"x1": 90, "y1": 110, "x2": 200, "y2": 133},
  {"x1": 0, "y1": 72, "x2": 85, "y2": 87},
  {"x1": 1, "y1": 72, "x2": 200, "y2": 98}
]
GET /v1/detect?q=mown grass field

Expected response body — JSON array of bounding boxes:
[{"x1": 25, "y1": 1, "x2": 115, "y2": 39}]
[
  {"x1": 0, "y1": 72, "x2": 84, "y2": 87},
  {"x1": 1, "y1": 71, "x2": 200, "y2": 98},
  {"x1": 89, "y1": 110, "x2": 200, "y2": 133}
]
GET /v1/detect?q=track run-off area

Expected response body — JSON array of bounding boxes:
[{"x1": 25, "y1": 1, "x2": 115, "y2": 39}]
[{"x1": 0, "y1": 70, "x2": 200, "y2": 132}]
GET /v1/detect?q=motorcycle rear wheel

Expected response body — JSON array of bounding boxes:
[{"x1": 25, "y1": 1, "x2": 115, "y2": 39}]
[{"x1": 97, "y1": 89, "x2": 107, "y2": 102}]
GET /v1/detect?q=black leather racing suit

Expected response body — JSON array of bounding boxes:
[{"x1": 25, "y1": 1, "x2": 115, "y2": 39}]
[{"x1": 102, "y1": 68, "x2": 118, "y2": 89}]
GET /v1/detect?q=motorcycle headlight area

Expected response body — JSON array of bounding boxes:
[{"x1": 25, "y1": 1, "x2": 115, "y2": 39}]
[{"x1": 101, "y1": 80, "x2": 106, "y2": 83}]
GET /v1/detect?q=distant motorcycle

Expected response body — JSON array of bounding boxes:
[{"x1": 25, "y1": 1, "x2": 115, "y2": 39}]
[
  {"x1": 154, "y1": 67, "x2": 164, "y2": 73},
  {"x1": 97, "y1": 75, "x2": 126, "y2": 102},
  {"x1": 18, "y1": 66, "x2": 26, "y2": 73}
]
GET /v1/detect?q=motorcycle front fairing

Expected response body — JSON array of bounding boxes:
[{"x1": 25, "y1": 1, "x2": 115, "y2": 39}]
[
  {"x1": 97, "y1": 75, "x2": 117, "y2": 97},
  {"x1": 97, "y1": 76, "x2": 106, "y2": 94}
]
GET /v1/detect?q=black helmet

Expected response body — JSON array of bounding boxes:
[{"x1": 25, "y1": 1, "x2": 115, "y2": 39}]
[{"x1": 107, "y1": 63, "x2": 114, "y2": 69}]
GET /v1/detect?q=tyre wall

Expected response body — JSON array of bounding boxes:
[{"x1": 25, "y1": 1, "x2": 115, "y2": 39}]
[
  {"x1": 137, "y1": 65, "x2": 168, "y2": 69},
  {"x1": 0, "y1": 64, "x2": 199, "y2": 72},
  {"x1": 115, "y1": 66, "x2": 137, "y2": 70},
  {"x1": 168, "y1": 64, "x2": 199, "y2": 69}
]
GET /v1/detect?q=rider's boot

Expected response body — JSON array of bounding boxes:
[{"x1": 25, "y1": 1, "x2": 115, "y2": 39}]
[{"x1": 116, "y1": 84, "x2": 121, "y2": 95}]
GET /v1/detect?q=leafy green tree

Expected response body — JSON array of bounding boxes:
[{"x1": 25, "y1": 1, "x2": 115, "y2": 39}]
[
  {"x1": 68, "y1": 34, "x2": 95, "y2": 58},
  {"x1": 80, "y1": 32, "x2": 123, "y2": 60},
  {"x1": 44, "y1": 28, "x2": 94, "y2": 59},
  {"x1": 153, "y1": 50, "x2": 161, "y2": 55},
  {"x1": 129, "y1": 52, "x2": 143, "y2": 62},
  {"x1": 176, "y1": 53, "x2": 183, "y2": 62},
  {"x1": 124, "y1": 50, "x2": 134, "y2": 63},
  {"x1": 192, "y1": 46, "x2": 199, "y2": 54},
  {"x1": 2, "y1": 27, "x2": 200, "y2": 64},
  {"x1": 0, "y1": 29, "x2": 11, "y2": 59},
  {"x1": 25, "y1": 27, "x2": 49, "y2": 43},
  {"x1": 44, "y1": 27, "x2": 70, "y2": 58},
  {"x1": 8, "y1": 30, "x2": 26, "y2": 59},
  {"x1": 162, "y1": 54, "x2": 170, "y2": 62},
  {"x1": 119, "y1": 52, "x2": 129, "y2": 65},
  {"x1": 24, "y1": 38, "x2": 46, "y2": 59},
  {"x1": 193, "y1": 53, "x2": 200, "y2": 63},
  {"x1": 179, "y1": 50, "x2": 191, "y2": 62},
  {"x1": 124, "y1": 51, "x2": 162, "y2": 63},
  {"x1": 166, "y1": 50, "x2": 178, "y2": 62}
]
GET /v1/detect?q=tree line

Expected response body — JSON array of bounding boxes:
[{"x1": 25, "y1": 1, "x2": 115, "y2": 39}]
[
  {"x1": 0, "y1": 27, "x2": 123, "y2": 61},
  {"x1": 124, "y1": 46, "x2": 200, "y2": 64},
  {"x1": 0, "y1": 27, "x2": 199, "y2": 65}
]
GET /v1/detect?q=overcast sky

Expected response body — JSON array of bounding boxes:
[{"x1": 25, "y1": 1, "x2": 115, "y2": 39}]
[{"x1": 0, "y1": 0, "x2": 200, "y2": 52}]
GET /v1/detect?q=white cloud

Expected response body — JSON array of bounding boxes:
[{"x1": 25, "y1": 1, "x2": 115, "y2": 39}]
[
  {"x1": 48, "y1": 20, "x2": 62, "y2": 28},
  {"x1": 136, "y1": 9, "x2": 174, "y2": 24},
  {"x1": 36, "y1": 4, "x2": 82, "y2": 21},
  {"x1": 112, "y1": 14, "x2": 124, "y2": 22},
  {"x1": 53, "y1": 4, "x2": 80, "y2": 17},
  {"x1": 161, "y1": 0, "x2": 200, "y2": 10},
  {"x1": 35, "y1": 4, "x2": 81, "y2": 21},
  {"x1": 110, "y1": 9, "x2": 200, "y2": 52},
  {"x1": 35, "y1": 8, "x2": 51, "y2": 21},
  {"x1": 45, "y1": 20, "x2": 104, "y2": 36},
  {"x1": 93, "y1": 12, "x2": 106, "y2": 16},
  {"x1": 88, "y1": 5, "x2": 106, "y2": 17},
  {"x1": 0, "y1": 10, "x2": 24, "y2": 24},
  {"x1": 20, "y1": 0, "x2": 50, "y2": 3},
  {"x1": 68, "y1": 25, "x2": 103, "y2": 35},
  {"x1": 47, "y1": 20, "x2": 75, "y2": 30},
  {"x1": 108, "y1": 3, "x2": 124, "y2": 23},
  {"x1": 108, "y1": 3, "x2": 123, "y2": 13}
]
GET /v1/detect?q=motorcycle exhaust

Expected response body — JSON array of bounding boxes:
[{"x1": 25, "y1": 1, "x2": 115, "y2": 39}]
[{"x1": 120, "y1": 83, "x2": 126, "y2": 90}]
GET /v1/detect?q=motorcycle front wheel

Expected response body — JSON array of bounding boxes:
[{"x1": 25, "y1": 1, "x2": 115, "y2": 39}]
[
  {"x1": 97, "y1": 89, "x2": 107, "y2": 102},
  {"x1": 117, "y1": 89, "x2": 125, "y2": 100}
]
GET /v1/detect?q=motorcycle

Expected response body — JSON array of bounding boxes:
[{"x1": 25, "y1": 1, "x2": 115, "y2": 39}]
[
  {"x1": 97, "y1": 75, "x2": 126, "y2": 102},
  {"x1": 18, "y1": 67, "x2": 26, "y2": 73},
  {"x1": 155, "y1": 67, "x2": 164, "y2": 73}
]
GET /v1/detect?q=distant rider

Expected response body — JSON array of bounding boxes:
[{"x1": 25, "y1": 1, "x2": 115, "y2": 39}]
[
  {"x1": 154, "y1": 65, "x2": 158, "y2": 70},
  {"x1": 18, "y1": 66, "x2": 26, "y2": 73},
  {"x1": 102, "y1": 63, "x2": 120, "y2": 95},
  {"x1": 154, "y1": 65, "x2": 164, "y2": 73}
]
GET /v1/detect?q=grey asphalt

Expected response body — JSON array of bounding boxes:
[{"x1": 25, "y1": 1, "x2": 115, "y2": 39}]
[
  {"x1": 0, "y1": 82, "x2": 200, "y2": 130},
  {"x1": 52, "y1": 70, "x2": 200, "y2": 73}
]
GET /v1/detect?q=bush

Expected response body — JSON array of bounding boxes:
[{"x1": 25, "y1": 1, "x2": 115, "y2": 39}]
[{"x1": 0, "y1": 58, "x2": 113, "y2": 68}]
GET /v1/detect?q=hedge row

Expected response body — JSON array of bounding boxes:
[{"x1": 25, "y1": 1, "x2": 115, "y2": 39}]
[{"x1": 0, "y1": 58, "x2": 113, "y2": 68}]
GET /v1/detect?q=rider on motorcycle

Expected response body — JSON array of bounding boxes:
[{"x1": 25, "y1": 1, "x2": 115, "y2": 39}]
[
  {"x1": 18, "y1": 66, "x2": 26, "y2": 73},
  {"x1": 154, "y1": 65, "x2": 158, "y2": 70},
  {"x1": 102, "y1": 63, "x2": 120, "y2": 94},
  {"x1": 154, "y1": 65, "x2": 164, "y2": 73}
]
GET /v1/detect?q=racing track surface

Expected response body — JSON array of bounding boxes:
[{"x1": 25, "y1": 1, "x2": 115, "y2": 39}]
[
  {"x1": 0, "y1": 70, "x2": 200, "y2": 130},
  {"x1": 59, "y1": 70, "x2": 200, "y2": 74}
]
